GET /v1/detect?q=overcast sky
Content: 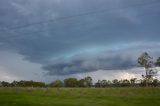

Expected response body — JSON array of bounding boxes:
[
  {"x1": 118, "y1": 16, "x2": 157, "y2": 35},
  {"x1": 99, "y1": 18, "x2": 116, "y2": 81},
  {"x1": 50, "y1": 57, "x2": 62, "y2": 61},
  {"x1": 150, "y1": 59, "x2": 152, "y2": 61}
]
[{"x1": 0, "y1": 0, "x2": 160, "y2": 83}]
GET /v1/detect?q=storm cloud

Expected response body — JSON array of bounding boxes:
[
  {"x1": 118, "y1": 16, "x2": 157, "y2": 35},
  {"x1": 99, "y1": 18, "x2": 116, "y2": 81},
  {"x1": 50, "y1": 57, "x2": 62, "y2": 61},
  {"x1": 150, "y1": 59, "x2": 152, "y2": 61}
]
[
  {"x1": 42, "y1": 51, "x2": 136, "y2": 75},
  {"x1": 42, "y1": 44, "x2": 160, "y2": 75},
  {"x1": 0, "y1": 0, "x2": 160, "y2": 81}
]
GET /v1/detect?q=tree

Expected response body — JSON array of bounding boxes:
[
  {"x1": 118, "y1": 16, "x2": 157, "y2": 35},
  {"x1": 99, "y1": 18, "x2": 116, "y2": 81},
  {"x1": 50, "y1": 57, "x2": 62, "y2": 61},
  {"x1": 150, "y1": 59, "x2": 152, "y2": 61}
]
[
  {"x1": 155, "y1": 57, "x2": 160, "y2": 66},
  {"x1": 77, "y1": 79, "x2": 85, "y2": 87},
  {"x1": 49, "y1": 80, "x2": 63, "y2": 88},
  {"x1": 130, "y1": 78, "x2": 137, "y2": 86},
  {"x1": 138, "y1": 52, "x2": 154, "y2": 86},
  {"x1": 95, "y1": 80, "x2": 101, "y2": 88},
  {"x1": 95, "y1": 80, "x2": 111, "y2": 88},
  {"x1": 1, "y1": 81, "x2": 10, "y2": 87},
  {"x1": 119, "y1": 79, "x2": 130, "y2": 87},
  {"x1": 152, "y1": 79, "x2": 159, "y2": 87},
  {"x1": 64, "y1": 78, "x2": 78, "y2": 87},
  {"x1": 112, "y1": 79, "x2": 119, "y2": 87},
  {"x1": 84, "y1": 76, "x2": 93, "y2": 87}
]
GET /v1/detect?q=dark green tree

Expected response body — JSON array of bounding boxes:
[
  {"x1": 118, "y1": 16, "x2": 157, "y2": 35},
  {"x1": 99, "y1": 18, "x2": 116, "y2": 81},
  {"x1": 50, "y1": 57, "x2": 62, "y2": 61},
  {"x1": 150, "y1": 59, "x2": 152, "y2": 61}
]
[
  {"x1": 1, "y1": 81, "x2": 10, "y2": 87},
  {"x1": 77, "y1": 79, "x2": 85, "y2": 87},
  {"x1": 84, "y1": 76, "x2": 93, "y2": 87},
  {"x1": 152, "y1": 79, "x2": 159, "y2": 87},
  {"x1": 112, "y1": 79, "x2": 119, "y2": 87},
  {"x1": 49, "y1": 80, "x2": 63, "y2": 88},
  {"x1": 130, "y1": 78, "x2": 137, "y2": 86},
  {"x1": 119, "y1": 79, "x2": 130, "y2": 87},
  {"x1": 64, "y1": 78, "x2": 78, "y2": 87},
  {"x1": 95, "y1": 80, "x2": 101, "y2": 87}
]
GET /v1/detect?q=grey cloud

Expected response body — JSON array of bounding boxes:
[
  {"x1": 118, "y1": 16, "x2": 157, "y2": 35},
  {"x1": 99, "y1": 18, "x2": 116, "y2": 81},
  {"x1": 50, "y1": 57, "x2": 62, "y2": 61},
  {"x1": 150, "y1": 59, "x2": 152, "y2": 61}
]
[
  {"x1": 42, "y1": 44, "x2": 160, "y2": 75},
  {"x1": 0, "y1": 0, "x2": 160, "y2": 76},
  {"x1": 42, "y1": 50, "x2": 137, "y2": 75}
]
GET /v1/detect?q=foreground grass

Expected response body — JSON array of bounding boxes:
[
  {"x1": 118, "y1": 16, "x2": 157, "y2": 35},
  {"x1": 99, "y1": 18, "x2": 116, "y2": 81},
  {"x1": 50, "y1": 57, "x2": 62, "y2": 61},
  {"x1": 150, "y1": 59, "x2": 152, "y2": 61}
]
[{"x1": 0, "y1": 87, "x2": 160, "y2": 106}]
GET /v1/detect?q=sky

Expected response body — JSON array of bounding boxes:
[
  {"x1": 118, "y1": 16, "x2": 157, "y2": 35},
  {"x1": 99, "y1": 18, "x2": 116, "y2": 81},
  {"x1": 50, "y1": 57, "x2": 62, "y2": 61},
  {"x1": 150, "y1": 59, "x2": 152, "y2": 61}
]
[{"x1": 0, "y1": 0, "x2": 160, "y2": 83}]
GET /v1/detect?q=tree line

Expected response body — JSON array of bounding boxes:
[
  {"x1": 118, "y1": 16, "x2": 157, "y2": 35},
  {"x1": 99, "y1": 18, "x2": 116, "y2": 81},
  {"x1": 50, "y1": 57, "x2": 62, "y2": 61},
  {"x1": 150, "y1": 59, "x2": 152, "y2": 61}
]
[
  {"x1": 0, "y1": 80, "x2": 45, "y2": 87},
  {"x1": 0, "y1": 52, "x2": 160, "y2": 88},
  {"x1": 0, "y1": 77, "x2": 160, "y2": 88}
]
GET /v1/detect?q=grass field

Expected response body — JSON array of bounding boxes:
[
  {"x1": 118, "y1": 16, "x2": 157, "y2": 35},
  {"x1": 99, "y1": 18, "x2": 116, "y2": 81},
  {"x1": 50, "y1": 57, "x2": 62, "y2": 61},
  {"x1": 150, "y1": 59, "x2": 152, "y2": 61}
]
[{"x1": 0, "y1": 87, "x2": 160, "y2": 106}]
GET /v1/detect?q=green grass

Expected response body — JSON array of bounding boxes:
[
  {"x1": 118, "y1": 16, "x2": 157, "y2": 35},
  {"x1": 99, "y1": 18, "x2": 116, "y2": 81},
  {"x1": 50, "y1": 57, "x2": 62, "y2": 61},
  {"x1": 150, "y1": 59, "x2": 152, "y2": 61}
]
[{"x1": 0, "y1": 87, "x2": 160, "y2": 106}]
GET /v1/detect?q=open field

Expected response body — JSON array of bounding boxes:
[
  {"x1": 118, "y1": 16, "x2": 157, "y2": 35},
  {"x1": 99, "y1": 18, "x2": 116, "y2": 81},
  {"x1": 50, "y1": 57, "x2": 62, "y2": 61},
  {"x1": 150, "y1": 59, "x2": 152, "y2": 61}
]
[{"x1": 0, "y1": 87, "x2": 160, "y2": 106}]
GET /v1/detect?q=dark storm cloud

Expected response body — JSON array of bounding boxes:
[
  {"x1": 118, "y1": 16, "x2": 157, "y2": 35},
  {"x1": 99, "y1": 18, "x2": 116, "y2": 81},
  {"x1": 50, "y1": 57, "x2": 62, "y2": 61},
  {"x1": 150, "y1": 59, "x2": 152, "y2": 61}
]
[
  {"x1": 42, "y1": 51, "x2": 137, "y2": 75},
  {"x1": 0, "y1": 0, "x2": 160, "y2": 76},
  {"x1": 42, "y1": 44, "x2": 160, "y2": 75}
]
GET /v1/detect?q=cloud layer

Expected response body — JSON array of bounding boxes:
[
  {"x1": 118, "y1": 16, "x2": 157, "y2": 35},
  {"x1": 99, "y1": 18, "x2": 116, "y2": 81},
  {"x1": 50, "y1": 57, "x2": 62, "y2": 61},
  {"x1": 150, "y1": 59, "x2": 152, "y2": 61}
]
[
  {"x1": 42, "y1": 50, "x2": 136, "y2": 75},
  {"x1": 0, "y1": 0, "x2": 160, "y2": 81},
  {"x1": 42, "y1": 43, "x2": 160, "y2": 75}
]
